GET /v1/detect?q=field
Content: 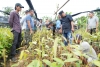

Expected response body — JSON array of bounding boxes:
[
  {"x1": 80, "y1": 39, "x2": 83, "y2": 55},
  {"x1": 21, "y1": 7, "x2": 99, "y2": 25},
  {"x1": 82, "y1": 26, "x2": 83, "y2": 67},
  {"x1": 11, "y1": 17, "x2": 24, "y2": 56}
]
[{"x1": 0, "y1": 28, "x2": 100, "y2": 67}]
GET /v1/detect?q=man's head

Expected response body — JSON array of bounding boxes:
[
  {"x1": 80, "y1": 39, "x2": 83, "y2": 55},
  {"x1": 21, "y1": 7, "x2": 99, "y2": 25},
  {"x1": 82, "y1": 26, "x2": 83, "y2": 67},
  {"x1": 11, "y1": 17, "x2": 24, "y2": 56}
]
[
  {"x1": 59, "y1": 10, "x2": 66, "y2": 18},
  {"x1": 29, "y1": 9, "x2": 34, "y2": 16},
  {"x1": 47, "y1": 22, "x2": 53, "y2": 28},
  {"x1": 88, "y1": 11, "x2": 94, "y2": 18},
  {"x1": 39, "y1": 19, "x2": 42, "y2": 23},
  {"x1": 25, "y1": 10, "x2": 29, "y2": 15},
  {"x1": 15, "y1": 3, "x2": 24, "y2": 11}
]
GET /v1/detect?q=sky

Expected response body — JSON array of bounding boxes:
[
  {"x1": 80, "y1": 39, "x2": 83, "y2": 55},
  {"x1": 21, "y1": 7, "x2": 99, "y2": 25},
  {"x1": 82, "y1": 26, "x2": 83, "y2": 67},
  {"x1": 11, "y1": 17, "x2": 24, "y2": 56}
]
[{"x1": 0, "y1": 0, "x2": 100, "y2": 19}]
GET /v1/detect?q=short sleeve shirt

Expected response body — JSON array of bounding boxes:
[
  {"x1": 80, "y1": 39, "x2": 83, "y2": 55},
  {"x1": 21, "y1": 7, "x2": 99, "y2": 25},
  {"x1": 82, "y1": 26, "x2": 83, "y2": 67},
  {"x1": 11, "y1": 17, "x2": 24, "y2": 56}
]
[
  {"x1": 87, "y1": 16, "x2": 99, "y2": 29},
  {"x1": 26, "y1": 14, "x2": 34, "y2": 29},
  {"x1": 60, "y1": 15, "x2": 73, "y2": 33},
  {"x1": 56, "y1": 20, "x2": 61, "y2": 29}
]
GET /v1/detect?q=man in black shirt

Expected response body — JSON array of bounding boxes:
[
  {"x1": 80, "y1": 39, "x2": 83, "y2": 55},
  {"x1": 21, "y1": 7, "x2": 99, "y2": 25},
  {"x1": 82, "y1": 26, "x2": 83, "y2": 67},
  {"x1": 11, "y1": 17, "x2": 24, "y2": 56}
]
[{"x1": 59, "y1": 11, "x2": 74, "y2": 46}]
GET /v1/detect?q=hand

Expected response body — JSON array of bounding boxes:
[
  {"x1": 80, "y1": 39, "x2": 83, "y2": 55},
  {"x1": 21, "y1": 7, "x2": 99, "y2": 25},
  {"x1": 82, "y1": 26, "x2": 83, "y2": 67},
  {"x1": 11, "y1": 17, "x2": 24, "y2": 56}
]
[
  {"x1": 58, "y1": 29, "x2": 62, "y2": 34},
  {"x1": 30, "y1": 30, "x2": 33, "y2": 35},
  {"x1": 71, "y1": 28, "x2": 74, "y2": 32}
]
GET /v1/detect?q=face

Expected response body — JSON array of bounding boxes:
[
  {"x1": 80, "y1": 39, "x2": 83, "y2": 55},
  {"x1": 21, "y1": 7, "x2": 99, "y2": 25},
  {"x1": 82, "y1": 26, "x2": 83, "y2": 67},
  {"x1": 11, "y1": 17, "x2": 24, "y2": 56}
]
[
  {"x1": 16, "y1": 6, "x2": 22, "y2": 11},
  {"x1": 89, "y1": 13, "x2": 93, "y2": 18},
  {"x1": 61, "y1": 13, "x2": 66, "y2": 18},
  {"x1": 40, "y1": 20, "x2": 42, "y2": 23},
  {"x1": 25, "y1": 12, "x2": 29, "y2": 15},
  {"x1": 30, "y1": 10, "x2": 34, "y2": 16}
]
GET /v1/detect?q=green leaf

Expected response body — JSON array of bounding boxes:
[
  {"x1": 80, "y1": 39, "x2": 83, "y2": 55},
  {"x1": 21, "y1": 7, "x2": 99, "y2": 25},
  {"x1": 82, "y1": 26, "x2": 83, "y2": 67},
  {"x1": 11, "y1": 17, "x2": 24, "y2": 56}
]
[
  {"x1": 73, "y1": 50, "x2": 82, "y2": 56},
  {"x1": 82, "y1": 54, "x2": 89, "y2": 59},
  {"x1": 76, "y1": 62, "x2": 81, "y2": 67},
  {"x1": 53, "y1": 38, "x2": 59, "y2": 58},
  {"x1": 27, "y1": 60, "x2": 40, "y2": 67},
  {"x1": 50, "y1": 62, "x2": 57, "y2": 67},
  {"x1": 11, "y1": 63, "x2": 19, "y2": 67},
  {"x1": 93, "y1": 60, "x2": 100, "y2": 67},
  {"x1": 42, "y1": 59, "x2": 51, "y2": 66},
  {"x1": 64, "y1": 58, "x2": 79, "y2": 62},
  {"x1": 53, "y1": 58, "x2": 64, "y2": 65},
  {"x1": 0, "y1": 45, "x2": 3, "y2": 49}
]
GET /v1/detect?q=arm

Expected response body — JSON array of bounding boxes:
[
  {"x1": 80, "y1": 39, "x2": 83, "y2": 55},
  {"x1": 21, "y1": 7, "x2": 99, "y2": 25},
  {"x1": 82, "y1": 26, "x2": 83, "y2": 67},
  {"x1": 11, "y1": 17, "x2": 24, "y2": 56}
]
[
  {"x1": 96, "y1": 16, "x2": 99, "y2": 30},
  {"x1": 8, "y1": 12, "x2": 14, "y2": 28},
  {"x1": 69, "y1": 15, "x2": 74, "y2": 31},
  {"x1": 27, "y1": 20, "x2": 32, "y2": 31},
  {"x1": 86, "y1": 21, "x2": 88, "y2": 32},
  {"x1": 71, "y1": 21, "x2": 74, "y2": 30}
]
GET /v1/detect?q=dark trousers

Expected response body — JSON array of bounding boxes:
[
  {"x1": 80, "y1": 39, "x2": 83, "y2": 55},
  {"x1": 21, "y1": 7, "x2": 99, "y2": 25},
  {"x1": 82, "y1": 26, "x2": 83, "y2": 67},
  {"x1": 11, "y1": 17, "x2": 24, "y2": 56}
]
[
  {"x1": 88, "y1": 28, "x2": 96, "y2": 35},
  {"x1": 10, "y1": 30, "x2": 21, "y2": 57},
  {"x1": 25, "y1": 30, "x2": 33, "y2": 45}
]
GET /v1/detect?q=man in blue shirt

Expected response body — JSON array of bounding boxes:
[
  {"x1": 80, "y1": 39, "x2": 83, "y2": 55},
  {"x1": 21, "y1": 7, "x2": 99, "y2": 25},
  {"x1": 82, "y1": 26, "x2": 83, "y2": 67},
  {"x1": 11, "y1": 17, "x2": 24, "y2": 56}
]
[
  {"x1": 56, "y1": 15, "x2": 62, "y2": 34},
  {"x1": 59, "y1": 11, "x2": 74, "y2": 46},
  {"x1": 56, "y1": 15, "x2": 61, "y2": 29},
  {"x1": 25, "y1": 9, "x2": 34, "y2": 45},
  {"x1": 20, "y1": 10, "x2": 29, "y2": 30}
]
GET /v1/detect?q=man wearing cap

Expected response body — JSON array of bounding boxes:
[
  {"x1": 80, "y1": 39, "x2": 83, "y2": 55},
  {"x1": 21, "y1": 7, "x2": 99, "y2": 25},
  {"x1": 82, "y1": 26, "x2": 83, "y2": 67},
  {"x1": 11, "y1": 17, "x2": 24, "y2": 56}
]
[
  {"x1": 59, "y1": 11, "x2": 74, "y2": 46},
  {"x1": 25, "y1": 9, "x2": 34, "y2": 46},
  {"x1": 9, "y1": 3, "x2": 24, "y2": 62},
  {"x1": 86, "y1": 11, "x2": 99, "y2": 35}
]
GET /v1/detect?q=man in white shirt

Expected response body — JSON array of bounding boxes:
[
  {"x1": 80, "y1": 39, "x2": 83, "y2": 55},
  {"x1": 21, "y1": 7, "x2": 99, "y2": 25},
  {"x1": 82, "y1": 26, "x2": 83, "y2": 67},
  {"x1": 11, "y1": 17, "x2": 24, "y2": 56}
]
[
  {"x1": 86, "y1": 11, "x2": 99, "y2": 35},
  {"x1": 20, "y1": 10, "x2": 29, "y2": 30}
]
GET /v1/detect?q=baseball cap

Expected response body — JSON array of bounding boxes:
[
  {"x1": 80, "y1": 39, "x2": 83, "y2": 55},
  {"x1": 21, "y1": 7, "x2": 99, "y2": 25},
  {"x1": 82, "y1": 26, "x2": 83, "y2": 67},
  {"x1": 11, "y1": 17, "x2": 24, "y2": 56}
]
[
  {"x1": 15, "y1": 3, "x2": 24, "y2": 8},
  {"x1": 59, "y1": 10, "x2": 64, "y2": 15}
]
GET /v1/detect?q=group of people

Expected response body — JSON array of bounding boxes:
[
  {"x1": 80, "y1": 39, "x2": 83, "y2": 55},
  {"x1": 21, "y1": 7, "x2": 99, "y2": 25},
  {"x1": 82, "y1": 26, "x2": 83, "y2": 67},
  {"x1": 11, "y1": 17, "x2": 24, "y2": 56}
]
[
  {"x1": 8, "y1": 2, "x2": 99, "y2": 65},
  {"x1": 8, "y1": 3, "x2": 43, "y2": 62}
]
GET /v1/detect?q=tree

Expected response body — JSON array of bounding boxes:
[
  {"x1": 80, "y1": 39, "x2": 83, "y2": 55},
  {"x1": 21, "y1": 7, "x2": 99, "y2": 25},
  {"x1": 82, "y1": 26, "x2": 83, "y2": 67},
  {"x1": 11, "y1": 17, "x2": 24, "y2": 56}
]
[
  {"x1": 76, "y1": 16, "x2": 87, "y2": 29},
  {"x1": 2, "y1": 7, "x2": 13, "y2": 16}
]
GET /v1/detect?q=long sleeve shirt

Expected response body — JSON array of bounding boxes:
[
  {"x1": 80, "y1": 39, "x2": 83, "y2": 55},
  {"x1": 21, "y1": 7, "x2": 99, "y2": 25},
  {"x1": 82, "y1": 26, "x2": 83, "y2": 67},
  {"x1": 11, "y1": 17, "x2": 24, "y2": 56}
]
[{"x1": 9, "y1": 11, "x2": 21, "y2": 33}]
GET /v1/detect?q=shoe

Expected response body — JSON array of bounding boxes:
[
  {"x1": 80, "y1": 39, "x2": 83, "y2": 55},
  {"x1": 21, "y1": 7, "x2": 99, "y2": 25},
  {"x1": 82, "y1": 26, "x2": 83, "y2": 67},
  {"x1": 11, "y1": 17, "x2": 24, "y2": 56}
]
[
  {"x1": 11, "y1": 57, "x2": 17, "y2": 62},
  {"x1": 16, "y1": 50, "x2": 20, "y2": 54}
]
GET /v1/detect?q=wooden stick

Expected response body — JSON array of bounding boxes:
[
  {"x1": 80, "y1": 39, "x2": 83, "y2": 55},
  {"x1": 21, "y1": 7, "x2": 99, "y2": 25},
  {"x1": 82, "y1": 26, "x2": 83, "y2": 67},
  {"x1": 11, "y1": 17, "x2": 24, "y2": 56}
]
[{"x1": 54, "y1": 0, "x2": 70, "y2": 14}]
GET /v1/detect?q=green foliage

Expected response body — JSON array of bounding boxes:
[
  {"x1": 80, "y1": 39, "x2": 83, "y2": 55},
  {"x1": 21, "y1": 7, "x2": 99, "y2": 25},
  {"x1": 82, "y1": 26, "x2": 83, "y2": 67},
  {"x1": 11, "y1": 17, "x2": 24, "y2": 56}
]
[
  {"x1": 0, "y1": 28, "x2": 13, "y2": 58},
  {"x1": 76, "y1": 16, "x2": 87, "y2": 29},
  {"x1": 0, "y1": 28, "x2": 100, "y2": 67},
  {"x1": 93, "y1": 60, "x2": 100, "y2": 67},
  {"x1": 27, "y1": 60, "x2": 40, "y2": 67},
  {"x1": 2, "y1": 7, "x2": 13, "y2": 16}
]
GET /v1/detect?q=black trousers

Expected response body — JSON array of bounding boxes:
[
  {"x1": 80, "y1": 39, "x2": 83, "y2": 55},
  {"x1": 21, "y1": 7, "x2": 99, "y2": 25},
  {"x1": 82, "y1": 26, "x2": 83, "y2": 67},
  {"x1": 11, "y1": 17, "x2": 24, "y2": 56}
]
[
  {"x1": 10, "y1": 30, "x2": 21, "y2": 57},
  {"x1": 89, "y1": 28, "x2": 96, "y2": 35}
]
